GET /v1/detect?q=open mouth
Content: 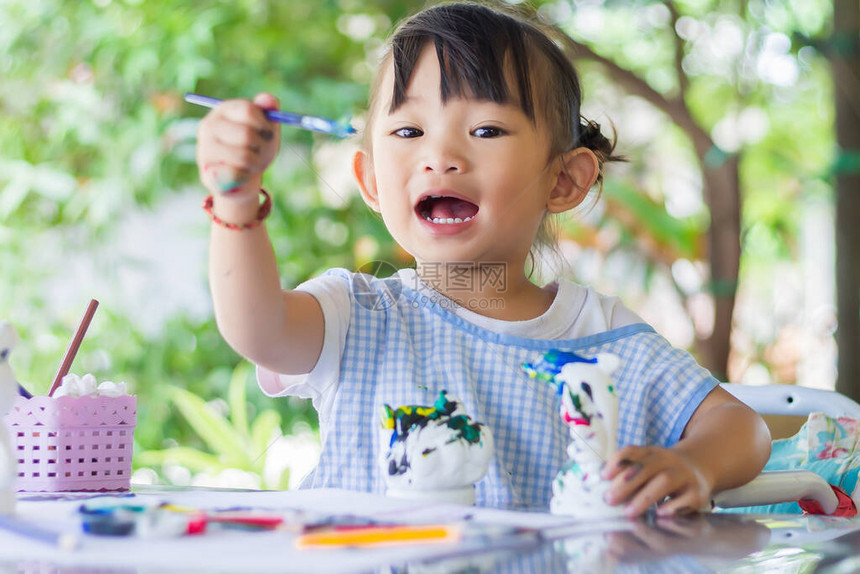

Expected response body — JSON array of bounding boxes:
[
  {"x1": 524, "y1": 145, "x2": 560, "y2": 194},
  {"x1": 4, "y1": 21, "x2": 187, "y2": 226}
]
[{"x1": 415, "y1": 195, "x2": 479, "y2": 224}]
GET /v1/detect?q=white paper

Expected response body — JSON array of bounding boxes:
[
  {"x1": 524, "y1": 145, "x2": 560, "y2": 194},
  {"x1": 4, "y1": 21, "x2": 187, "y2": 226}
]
[{"x1": 0, "y1": 487, "x2": 632, "y2": 573}]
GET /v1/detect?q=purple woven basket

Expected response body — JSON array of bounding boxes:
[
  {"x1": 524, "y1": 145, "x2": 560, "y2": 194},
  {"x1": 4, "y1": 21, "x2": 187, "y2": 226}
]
[{"x1": 3, "y1": 395, "x2": 137, "y2": 491}]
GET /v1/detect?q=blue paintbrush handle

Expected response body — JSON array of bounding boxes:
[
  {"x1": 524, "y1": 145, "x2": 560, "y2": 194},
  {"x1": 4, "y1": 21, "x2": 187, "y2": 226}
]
[{"x1": 184, "y1": 93, "x2": 355, "y2": 138}]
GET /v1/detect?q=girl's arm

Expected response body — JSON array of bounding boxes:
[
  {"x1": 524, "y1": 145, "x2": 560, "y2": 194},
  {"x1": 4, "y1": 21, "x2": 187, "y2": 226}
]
[
  {"x1": 603, "y1": 386, "x2": 771, "y2": 517},
  {"x1": 673, "y1": 386, "x2": 772, "y2": 493},
  {"x1": 208, "y1": 220, "x2": 325, "y2": 375},
  {"x1": 199, "y1": 94, "x2": 325, "y2": 375}
]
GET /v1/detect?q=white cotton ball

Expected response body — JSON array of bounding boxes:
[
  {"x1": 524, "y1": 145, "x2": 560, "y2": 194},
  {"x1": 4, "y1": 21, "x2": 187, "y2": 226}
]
[
  {"x1": 58, "y1": 375, "x2": 128, "y2": 398},
  {"x1": 79, "y1": 373, "x2": 98, "y2": 397},
  {"x1": 58, "y1": 373, "x2": 101, "y2": 397},
  {"x1": 59, "y1": 374, "x2": 82, "y2": 398},
  {"x1": 97, "y1": 381, "x2": 127, "y2": 398}
]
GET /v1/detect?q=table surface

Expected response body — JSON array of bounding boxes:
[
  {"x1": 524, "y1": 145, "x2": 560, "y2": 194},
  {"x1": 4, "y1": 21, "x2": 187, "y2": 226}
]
[{"x1": 1, "y1": 485, "x2": 860, "y2": 573}]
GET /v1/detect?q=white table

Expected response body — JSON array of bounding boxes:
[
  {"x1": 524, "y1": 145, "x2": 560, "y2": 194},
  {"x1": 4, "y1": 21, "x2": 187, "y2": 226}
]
[{"x1": 2, "y1": 486, "x2": 859, "y2": 573}]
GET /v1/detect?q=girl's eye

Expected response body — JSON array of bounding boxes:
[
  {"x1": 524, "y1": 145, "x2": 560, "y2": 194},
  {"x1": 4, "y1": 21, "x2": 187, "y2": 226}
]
[
  {"x1": 392, "y1": 127, "x2": 423, "y2": 138},
  {"x1": 472, "y1": 126, "x2": 505, "y2": 138}
]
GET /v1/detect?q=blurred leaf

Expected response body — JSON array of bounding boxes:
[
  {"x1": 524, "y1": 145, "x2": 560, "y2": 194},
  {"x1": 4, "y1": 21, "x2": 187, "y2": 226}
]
[
  {"x1": 250, "y1": 409, "x2": 282, "y2": 462},
  {"x1": 603, "y1": 180, "x2": 703, "y2": 261},
  {"x1": 136, "y1": 446, "x2": 222, "y2": 472},
  {"x1": 228, "y1": 362, "x2": 250, "y2": 439},
  {"x1": 168, "y1": 386, "x2": 250, "y2": 467},
  {"x1": 276, "y1": 467, "x2": 291, "y2": 491}
]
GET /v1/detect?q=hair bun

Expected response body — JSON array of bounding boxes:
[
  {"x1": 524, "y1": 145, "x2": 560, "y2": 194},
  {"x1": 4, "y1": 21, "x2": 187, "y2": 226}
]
[
  {"x1": 578, "y1": 118, "x2": 608, "y2": 155},
  {"x1": 578, "y1": 117, "x2": 624, "y2": 180}
]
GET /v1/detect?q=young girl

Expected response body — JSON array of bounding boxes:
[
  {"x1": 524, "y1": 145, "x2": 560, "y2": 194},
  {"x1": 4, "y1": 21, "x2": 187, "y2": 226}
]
[{"x1": 195, "y1": 1, "x2": 771, "y2": 515}]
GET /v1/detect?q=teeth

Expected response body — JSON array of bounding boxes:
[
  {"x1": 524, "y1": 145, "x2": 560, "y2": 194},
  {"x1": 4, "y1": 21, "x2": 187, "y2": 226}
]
[{"x1": 425, "y1": 216, "x2": 473, "y2": 224}]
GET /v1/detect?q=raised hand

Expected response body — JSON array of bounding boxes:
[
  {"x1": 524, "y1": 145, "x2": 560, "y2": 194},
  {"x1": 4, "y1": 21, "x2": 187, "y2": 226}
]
[{"x1": 196, "y1": 93, "x2": 281, "y2": 223}]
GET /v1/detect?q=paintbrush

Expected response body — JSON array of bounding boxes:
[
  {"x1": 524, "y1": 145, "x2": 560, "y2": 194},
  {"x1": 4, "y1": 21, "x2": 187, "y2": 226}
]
[
  {"x1": 184, "y1": 93, "x2": 356, "y2": 139},
  {"x1": 48, "y1": 299, "x2": 99, "y2": 396}
]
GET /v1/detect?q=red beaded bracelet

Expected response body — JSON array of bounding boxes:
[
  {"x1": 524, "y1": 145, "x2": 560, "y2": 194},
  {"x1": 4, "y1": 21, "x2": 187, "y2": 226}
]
[{"x1": 202, "y1": 189, "x2": 272, "y2": 230}]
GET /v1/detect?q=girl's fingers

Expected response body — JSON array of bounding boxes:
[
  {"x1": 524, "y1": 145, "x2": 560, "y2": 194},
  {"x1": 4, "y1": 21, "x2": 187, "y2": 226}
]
[
  {"x1": 198, "y1": 125, "x2": 272, "y2": 175},
  {"x1": 602, "y1": 447, "x2": 645, "y2": 479},
  {"x1": 211, "y1": 121, "x2": 266, "y2": 151},
  {"x1": 253, "y1": 92, "x2": 281, "y2": 113},
  {"x1": 193, "y1": 96, "x2": 279, "y2": 197},
  {"x1": 606, "y1": 455, "x2": 662, "y2": 505},
  {"x1": 656, "y1": 489, "x2": 708, "y2": 517},
  {"x1": 212, "y1": 137, "x2": 269, "y2": 171},
  {"x1": 216, "y1": 98, "x2": 273, "y2": 130},
  {"x1": 253, "y1": 93, "x2": 281, "y2": 145},
  {"x1": 199, "y1": 142, "x2": 263, "y2": 175},
  {"x1": 603, "y1": 446, "x2": 712, "y2": 517},
  {"x1": 205, "y1": 118, "x2": 268, "y2": 157},
  {"x1": 218, "y1": 97, "x2": 280, "y2": 147},
  {"x1": 207, "y1": 109, "x2": 271, "y2": 146},
  {"x1": 198, "y1": 98, "x2": 279, "y2": 165},
  {"x1": 623, "y1": 470, "x2": 675, "y2": 517}
]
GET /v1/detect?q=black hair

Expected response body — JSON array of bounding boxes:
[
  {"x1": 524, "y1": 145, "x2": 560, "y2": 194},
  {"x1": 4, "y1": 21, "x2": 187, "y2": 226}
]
[{"x1": 376, "y1": 1, "x2": 621, "y2": 177}]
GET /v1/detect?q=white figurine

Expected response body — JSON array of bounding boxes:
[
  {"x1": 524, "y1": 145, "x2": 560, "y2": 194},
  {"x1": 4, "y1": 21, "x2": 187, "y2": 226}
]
[
  {"x1": 550, "y1": 353, "x2": 625, "y2": 518},
  {"x1": 379, "y1": 390, "x2": 494, "y2": 505},
  {"x1": 0, "y1": 322, "x2": 20, "y2": 515}
]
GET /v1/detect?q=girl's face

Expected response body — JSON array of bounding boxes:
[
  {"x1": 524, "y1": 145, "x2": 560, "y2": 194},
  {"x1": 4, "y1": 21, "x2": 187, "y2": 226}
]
[{"x1": 354, "y1": 43, "x2": 568, "y2": 270}]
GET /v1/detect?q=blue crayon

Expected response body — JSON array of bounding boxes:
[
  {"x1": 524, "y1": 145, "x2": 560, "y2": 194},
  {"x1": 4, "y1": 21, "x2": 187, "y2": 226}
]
[{"x1": 0, "y1": 515, "x2": 79, "y2": 550}]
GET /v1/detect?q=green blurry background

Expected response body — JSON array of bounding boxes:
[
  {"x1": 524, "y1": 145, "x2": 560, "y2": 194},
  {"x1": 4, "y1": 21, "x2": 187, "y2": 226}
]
[{"x1": 0, "y1": 0, "x2": 852, "y2": 488}]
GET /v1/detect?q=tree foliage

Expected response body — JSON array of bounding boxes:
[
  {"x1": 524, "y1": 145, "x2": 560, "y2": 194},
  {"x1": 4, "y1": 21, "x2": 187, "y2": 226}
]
[{"x1": 550, "y1": 0, "x2": 837, "y2": 384}]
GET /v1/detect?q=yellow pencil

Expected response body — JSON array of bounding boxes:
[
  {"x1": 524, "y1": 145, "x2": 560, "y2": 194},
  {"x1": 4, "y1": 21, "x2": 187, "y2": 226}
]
[{"x1": 295, "y1": 523, "x2": 462, "y2": 549}]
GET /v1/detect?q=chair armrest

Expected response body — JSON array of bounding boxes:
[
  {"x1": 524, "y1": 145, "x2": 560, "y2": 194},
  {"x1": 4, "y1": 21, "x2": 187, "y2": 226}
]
[
  {"x1": 720, "y1": 383, "x2": 860, "y2": 419},
  {"x1": 713, "y1": 470, "x2": 838, "y2": 514}
]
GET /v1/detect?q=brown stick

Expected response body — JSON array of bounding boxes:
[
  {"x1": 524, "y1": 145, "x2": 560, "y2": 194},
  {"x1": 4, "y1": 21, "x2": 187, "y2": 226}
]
[{"x1": 48, "y1": 299, "x2": 99, "y2": 396}]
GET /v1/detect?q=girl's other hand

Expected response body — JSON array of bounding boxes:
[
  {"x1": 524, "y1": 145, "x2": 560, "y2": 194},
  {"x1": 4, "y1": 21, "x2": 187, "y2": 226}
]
[
  {"x1": 196, "y1": 93, "x2": 281, "y2": 199},
  {"x1": 601, "y1": 445, "x2": 714, "y2": 518}
]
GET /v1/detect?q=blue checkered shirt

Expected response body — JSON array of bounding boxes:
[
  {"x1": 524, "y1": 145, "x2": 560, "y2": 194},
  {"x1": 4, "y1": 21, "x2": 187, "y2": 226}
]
[{"x1": 299, "y1": 269, "x2": 718, "y2": 509}]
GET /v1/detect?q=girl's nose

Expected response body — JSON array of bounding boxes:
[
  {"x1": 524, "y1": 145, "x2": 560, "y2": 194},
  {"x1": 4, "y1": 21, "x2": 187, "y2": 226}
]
[{"x1": 421, "y1": 138, "x2": 466, "y2": 174}]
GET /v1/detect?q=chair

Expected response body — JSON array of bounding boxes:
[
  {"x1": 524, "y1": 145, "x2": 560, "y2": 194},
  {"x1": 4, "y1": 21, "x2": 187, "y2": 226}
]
[{"x1": 712, "y1": 383, "x2": 860, "y2": 514}]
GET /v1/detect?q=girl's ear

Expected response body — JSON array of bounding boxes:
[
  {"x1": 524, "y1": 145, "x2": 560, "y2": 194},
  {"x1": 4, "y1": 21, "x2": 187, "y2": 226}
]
[
  {"x1": 547, "y1": 148, "x2": 599, "y2": 214},
  {"x1": 353, "y1": 149, "x2": 381, "y2": 212}
]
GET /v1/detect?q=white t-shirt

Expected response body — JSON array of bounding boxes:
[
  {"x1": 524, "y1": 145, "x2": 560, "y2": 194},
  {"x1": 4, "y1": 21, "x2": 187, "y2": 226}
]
[{"x1": 257, "y1": 268, "x2": 643, "y2": 437}]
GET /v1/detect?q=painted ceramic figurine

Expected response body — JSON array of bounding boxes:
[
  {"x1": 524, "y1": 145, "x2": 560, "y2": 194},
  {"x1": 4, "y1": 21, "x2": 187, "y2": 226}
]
[
  {"x1": 0, "y1": 322, "x2": 20, "y2": 515},
  {"x1": 379, "y1": 390, "x2": 494, "y2": 505},
  {"x1": 524, "y1": 350, "x2": 624, "y2": 517}
]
